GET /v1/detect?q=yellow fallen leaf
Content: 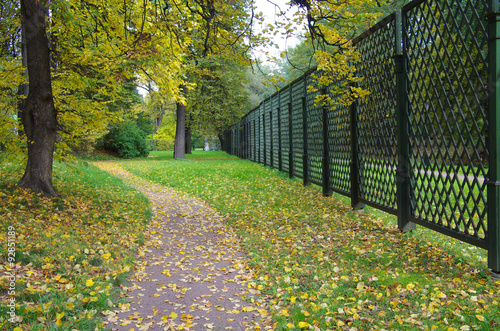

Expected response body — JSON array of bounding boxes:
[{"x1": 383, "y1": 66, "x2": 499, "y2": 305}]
[
  {"x1": 298, "y1": 321, "x2": 309, "y2": 328},
  {"x1": 55, "y1": 312, "x2": 65, "y2": 326},
  {"x1": 287, "y1": 323, "x2": 295, "y2": 328},
  {"x1": 476, "y1": 315, "x2": 485, "y2": 322},
  {"x1": 170, "y1": 312, "x2": 178, "y2": 319},
  {"x1": 86, "y1": 278, "x2": 94, "y2": 287},
  {"x1": 102, "y1": 252, "x2": 111, "y2": 260}
]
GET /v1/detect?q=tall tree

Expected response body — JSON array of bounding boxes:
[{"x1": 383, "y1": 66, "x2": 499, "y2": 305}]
[
  {"x1": 172, "y1": 0, "x2": 256, "y2": 159},
  {"x1": 18, "y1": 0, "x2": 58, "y2": 196},
  {"x1": 174, "y1": 84, "x2": 187, "y2": 158}
]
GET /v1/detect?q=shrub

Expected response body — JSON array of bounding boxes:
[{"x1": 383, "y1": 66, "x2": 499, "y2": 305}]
[
  {"x1": 146, "y1": 139, "x2": 175, "y2": 151},
  {"x1": 103, "y1": 122, "x2": 149, "y2": 158}
]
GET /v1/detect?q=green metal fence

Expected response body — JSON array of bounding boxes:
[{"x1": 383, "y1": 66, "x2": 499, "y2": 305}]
[{"x1": 224, "y1": 0, "x2": 500, "y2": 274}]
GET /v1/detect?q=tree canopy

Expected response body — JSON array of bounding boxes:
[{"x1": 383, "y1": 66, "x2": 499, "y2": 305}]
[{"x1": 0, "y1": 0, "x2": 399, "y2": 194}]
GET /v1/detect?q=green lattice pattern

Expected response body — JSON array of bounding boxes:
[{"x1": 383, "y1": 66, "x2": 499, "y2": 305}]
[
  {"x1": 306, "y1": 74, "x2": 324, "y2": 186},
  {"x1": 356, "y1": 14, "x2": 398, "y2": 211},
  {"x1": 281, "y1": 87, "x2": 291, "y2": 173},
  {"x1": 327, "y1": 90, "x2": 351, "y2": 195},
  {"x1": 405, "y1": 0, "x2": 489, "y2": 241},
  {"x1": 291, "y1": 79, "x2": 305, "y2": 178}
]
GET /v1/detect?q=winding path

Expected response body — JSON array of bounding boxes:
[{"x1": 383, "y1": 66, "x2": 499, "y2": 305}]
[{"x1": 94, "y1": 161, "x2": 272, "y2": 331}]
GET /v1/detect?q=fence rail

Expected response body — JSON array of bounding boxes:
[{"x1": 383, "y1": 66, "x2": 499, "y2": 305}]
[{"x1": 223, "y1": 0, "x2": 500, "y2": 274}]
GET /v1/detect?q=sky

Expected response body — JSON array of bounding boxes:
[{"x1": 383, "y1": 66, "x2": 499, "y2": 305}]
[{"x1": 252, "y1": 0, "x2": 304, "y2": 65}]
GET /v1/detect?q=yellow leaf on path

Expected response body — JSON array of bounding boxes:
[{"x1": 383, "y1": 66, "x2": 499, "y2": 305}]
[{"x1": 170, "y1": 312, "x2": 178, "y2": 319}]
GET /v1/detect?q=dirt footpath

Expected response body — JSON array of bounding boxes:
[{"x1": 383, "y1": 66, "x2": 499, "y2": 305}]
[{"x1": 94, "y1": 162, "x2": 272, "y2": 331}]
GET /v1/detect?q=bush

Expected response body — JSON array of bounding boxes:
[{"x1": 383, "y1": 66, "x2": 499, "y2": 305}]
[
  {"x1": 103, "y1": 122, "x2": 149, "y2": 158},
  {"x1": 146, "y1": 139, "x2": 175, "y2": 151}
]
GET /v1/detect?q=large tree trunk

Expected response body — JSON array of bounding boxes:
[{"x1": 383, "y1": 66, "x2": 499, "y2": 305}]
[
  {"x1": 18, "y1": 0, "x2": 58, "y2": 197},
  {"x1": 185, "y1": 124, "x2": 192, "y2": 154},
  {"x1": 173, "y1": 85, "x2": 187, "y2": 159}
]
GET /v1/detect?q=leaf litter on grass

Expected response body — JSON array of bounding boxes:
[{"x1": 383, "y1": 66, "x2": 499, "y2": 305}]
[
  {"x1": 118, "y1": 153, "x2": 500, "y2": 331},
  {"x1": 0, "y1": 161, "x2": 150, "y2": 330},
  {"x1": 93, "y1": 161, "x2": 273, "y2": 331}
]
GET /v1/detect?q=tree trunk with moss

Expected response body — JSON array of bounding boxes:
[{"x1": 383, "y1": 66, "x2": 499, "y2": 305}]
[{"x1": 18, "y1": 0, "x2": 58, "y2": 197}]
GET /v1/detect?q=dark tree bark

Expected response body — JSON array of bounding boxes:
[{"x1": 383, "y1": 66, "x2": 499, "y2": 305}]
[
  {"x1": 153, "y1": 116, "x2": 162, "y2": 135},
  {"x1": 185, "y1": 124, "x2": 192, "y2": 154},
  {"x1": 18, "y1": 0, "x2": 58, "y2": 197},
  {"x1": 173, "y1": 85, "x2": 187, "y2": 159},
  {"x1": 218, "y1": 134, "x2": 224, "y2": 152}
]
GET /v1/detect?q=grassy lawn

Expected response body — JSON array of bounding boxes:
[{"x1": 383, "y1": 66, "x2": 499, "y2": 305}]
[
  {"x1": 0, "y1": 160, "x2": 151, "y2": 330},
  {"x1": 118, "y1": 150, "x2": 499, "y2": 330},
  {"x1": 1, "y1": 150, "x2": 498, "y2": 330}
]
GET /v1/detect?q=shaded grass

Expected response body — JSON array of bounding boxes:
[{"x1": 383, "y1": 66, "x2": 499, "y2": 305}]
[
  {"x1": 119, "y1": 150, "x2": 500, "y2": 330},
  {"x1": 0, "y1": 161, "x2": 151, "y2": 330}
]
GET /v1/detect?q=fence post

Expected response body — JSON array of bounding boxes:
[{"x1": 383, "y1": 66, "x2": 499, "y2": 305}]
[
  {"x1": 260, "y1": 110, "x2": 263, "y2": 164},
  {"x1": 487, "y1": 0, "x2": 500, "y2": 275},
  {"x1": 263, "y1": 113, "x2": 267, "y2": 167},
  {"x1": 253, "y1": 118, "x2": 256, "y2": 161},
  {"x1": 350, "y1": 86, "x2": 365, "y2": 210},
  {"x1": 245, "y1": 120, "x2": 249, "y2": 159},
  {"x1": 258, "y1": 112, "x2": 261, "y2": 163},
  {"x1": 289, "y1": 101, "x2": 294, "y2": 178},
  {"x1": 278, "y1": 91, "x2": 283, "y2": 171},
  {"x1": 322, "y1": 87, "x2": 333, "y2": 196},
  {"x1": 395, "y1": 10, "x2": 415, "y2": 231},
  {"x1": 245, "y1": 120, "x2": 248, "y2": 159},
  {"x1": 270, "y1": 109, "x2": 274, "y2": 168}
]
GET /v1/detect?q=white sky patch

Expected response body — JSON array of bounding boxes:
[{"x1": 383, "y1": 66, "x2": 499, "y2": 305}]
[{"x1": 252, "y1": 0, "x2": 305, "y2": 66}]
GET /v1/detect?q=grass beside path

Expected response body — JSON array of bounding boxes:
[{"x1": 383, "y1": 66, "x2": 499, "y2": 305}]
[
  {"x1": 0, "y1": 161, "x2": 151, "y2": 330},
  {"x1": 119, "y1": 151, "x2": 500, "y2": 331}
]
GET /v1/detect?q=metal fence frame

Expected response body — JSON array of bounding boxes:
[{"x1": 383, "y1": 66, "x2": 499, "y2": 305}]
[{"x1": 223, "y1": 0, "x2": 500, "y2": 274}]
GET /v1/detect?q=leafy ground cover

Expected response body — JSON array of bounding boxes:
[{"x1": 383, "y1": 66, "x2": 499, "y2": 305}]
[
  {"x1": 119, "y1": 150, "x2": 500, "y2": 330},
  {"x1": 0, "y1": 161, "x2": 151, "y2": 330}
]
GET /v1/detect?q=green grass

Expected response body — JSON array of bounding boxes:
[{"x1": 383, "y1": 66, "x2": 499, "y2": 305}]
[
  {"x1": 118, "y1": 150, "x2": 499, "y2": 330},
  {"x1": 2, "y1": 150, "x2": 498, "y2": 330},
  {"x1": 0, "y1": 160, "x2": 151, "y2": 330}
]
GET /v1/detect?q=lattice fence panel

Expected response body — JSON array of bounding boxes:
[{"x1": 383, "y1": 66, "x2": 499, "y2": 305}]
[
  {"x1": 258, "y1": 104, "x2": 264, "y2": 163},
  {"x1": 281, "y1": 87, "x2": 291, "y2": 173},
  {"x1": 327, "y1": 89, "x2": 351, "y2": 195},
  {"x1": 291, "y1": 78, "x2": 305, "y2": 178},
  {"x1": 405, "y1": 0, "x2": 489, "y2": 242},
  {"x1": 305, "y1": 73, "x2": 323, "y2": 186},
  {"x1": 272, "y1": 94, "x2": 280, "y2": 168},
  {"x1": 356, "y1": 14, "x2": 398, "y2": 211}
]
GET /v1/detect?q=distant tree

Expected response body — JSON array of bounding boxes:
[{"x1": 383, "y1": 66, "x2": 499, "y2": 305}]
[{"x1": 187, "y1": 55, "x2": 249, "y2": 141}]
